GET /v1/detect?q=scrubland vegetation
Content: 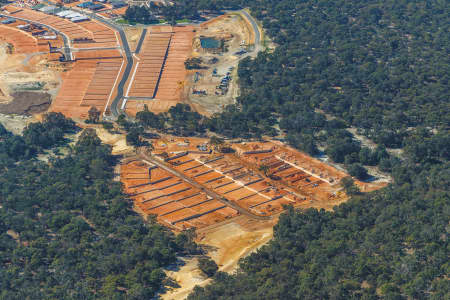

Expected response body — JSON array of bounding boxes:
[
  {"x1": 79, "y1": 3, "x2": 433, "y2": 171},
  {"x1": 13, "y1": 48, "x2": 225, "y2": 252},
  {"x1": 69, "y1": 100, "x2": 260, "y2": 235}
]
[
  {"x1": 1, "y1": 0, "x2": 449, "y2": 298},
  {"x1": 186, "y1": 0, "x2": 450, "y2": 298},
  {"x1": 0, "y1": 115, "x2": 198, "y2": 299}
]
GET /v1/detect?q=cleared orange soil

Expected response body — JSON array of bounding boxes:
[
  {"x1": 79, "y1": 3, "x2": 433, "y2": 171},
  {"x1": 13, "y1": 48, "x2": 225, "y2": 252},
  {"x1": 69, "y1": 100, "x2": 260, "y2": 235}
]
[
  {"x1": 125, "y1": 26, "x2": 195, "y2": 116},
  {"x1": 121, "y1": 160, "x2": 239, "y2": 230},
  {"x1": 1, "y1": 6, "x2": 124, "y2": 119},
  {"x1": 124, "y1": 138, "x2": 387, "y2": 228},
  {"x1": 0, "y1": 18, "x2": 64, "y2": 55}
]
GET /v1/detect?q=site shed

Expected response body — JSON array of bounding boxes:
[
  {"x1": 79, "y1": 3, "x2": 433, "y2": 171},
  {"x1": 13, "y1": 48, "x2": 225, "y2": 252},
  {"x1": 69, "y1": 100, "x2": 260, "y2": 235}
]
[
  {"x1": 1, "y1": 18, "x2": 16, "y2": 24},
  {"x1": 65, "y1": 12, "x2": 82, "y2": 19},
  {"x1": 40, "y1": 6, "x2": 57, "y2": 13},
  {"x1": 56, "y1": 10, "x2": 73, "y2": 17},
  {"x1": 71, "y1": 16, "x2": 90, "y2": 22},
  {"x1": 31, "y1": 4, "x2": 46, "y2": 10}
]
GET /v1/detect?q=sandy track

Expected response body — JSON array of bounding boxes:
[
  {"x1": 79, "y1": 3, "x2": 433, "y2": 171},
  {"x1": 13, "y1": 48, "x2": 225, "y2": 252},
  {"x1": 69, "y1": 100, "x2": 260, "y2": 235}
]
[{"x1": 162, "y1": 216, "x2": 275, "y2": 300}]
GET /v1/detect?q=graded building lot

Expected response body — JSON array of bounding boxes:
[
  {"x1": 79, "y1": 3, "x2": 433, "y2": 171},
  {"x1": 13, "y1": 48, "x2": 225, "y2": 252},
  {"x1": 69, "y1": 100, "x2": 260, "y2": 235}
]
[
  {"x1": 123, "y1": 138, "x2": 386, "y2": 299},
  {"x1": 8, "y1": 6, "x2": 120, "y2": 49},
  {"x1": 121, "y1": 160, "x2": 239, "y2": 230},
  {"x1": 9, "y1": 7, "x2": 92, "y2": 42},
  {"x1": 2, "y1": 6, "x2": 124, "y2": 120},
  {"x1": 124, "y1": 26, "x2": 195, "y2": 116},
  {"x1": 0, "y1": 18, "x2": 64, "y2": 54},
  {"x1": 125, "y1": 26, "x2": 172, "y2": 99},
  {"x1": 49, "y1": 53, "x2": 123, "y2": 119},
  {"x1": 125, "y1": 138, "x2": 387, "y2": 229},
  {"x1": 122, "y1": 12, "x2": 258, "y2": 118},
  {"x1": 96, "y1": 4, "x2": 129, "y2": 20},
  {"x1": 0, "y1": 24, "x2": 39, "y2": 54},
  {"x1": 170, "y1": 152, "x2": 301, "y2": 216}
]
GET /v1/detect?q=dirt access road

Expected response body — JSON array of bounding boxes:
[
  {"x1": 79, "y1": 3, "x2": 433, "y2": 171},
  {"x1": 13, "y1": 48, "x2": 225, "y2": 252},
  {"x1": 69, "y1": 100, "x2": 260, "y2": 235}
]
[{"x1": 162, "y1": 216, "x2": 276, "y2": 300}]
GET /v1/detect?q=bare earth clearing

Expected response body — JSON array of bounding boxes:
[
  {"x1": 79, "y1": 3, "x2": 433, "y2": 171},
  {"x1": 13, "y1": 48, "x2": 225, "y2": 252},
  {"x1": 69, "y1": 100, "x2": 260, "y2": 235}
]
[
  {"x1": 187, "y1": 13, "x2": 253, "y2": 115},
  {"x1": 0, "y1": 42, "x2": 61, "y2": 115},
  {"x1": 118, "y1": 137, "x2": 387, "y2": 299},
  {"x1": 123, "y1": 27, "x2": 144, "y2": 53},
  {"x1": 0, "y1": 113, "x2": 33, "y2": 135},
  {"x1": 163, "y1": 216, "x2": 276, "y2": 300}
]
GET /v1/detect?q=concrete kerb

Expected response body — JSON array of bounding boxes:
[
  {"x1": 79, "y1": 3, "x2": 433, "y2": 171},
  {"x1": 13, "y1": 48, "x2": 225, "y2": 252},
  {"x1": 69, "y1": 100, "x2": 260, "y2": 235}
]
[{"x1": 0, "y1": 13, "x2": 74, "y2": 61}]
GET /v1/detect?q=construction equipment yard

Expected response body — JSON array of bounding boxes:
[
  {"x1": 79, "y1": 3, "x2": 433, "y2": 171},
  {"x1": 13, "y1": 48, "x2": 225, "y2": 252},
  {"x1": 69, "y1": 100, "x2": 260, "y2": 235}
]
[{"x1": 186, "y1": 13, "x2": 256, "y2": 115}]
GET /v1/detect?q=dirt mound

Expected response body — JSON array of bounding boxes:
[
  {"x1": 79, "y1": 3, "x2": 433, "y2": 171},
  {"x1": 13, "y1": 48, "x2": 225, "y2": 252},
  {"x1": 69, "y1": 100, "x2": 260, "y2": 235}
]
[{"x1": 0, "y1": 91, "x2": 51, "y2": 115}]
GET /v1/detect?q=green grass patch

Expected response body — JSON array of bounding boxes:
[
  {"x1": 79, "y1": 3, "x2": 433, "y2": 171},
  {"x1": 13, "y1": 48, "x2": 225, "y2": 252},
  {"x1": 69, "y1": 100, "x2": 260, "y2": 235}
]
[{"x1": 116, "y1": 18, "x2": 137, "y2": 25}]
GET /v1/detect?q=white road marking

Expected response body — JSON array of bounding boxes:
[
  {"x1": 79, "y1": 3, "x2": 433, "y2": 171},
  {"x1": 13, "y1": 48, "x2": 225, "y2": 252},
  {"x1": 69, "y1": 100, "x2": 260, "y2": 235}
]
[
  {"x1": 103, "y1": 58, "x2": 125, "y2": 115},
  {"x1": 125, "y1": 61, "x2": 139, "y2": 97}
]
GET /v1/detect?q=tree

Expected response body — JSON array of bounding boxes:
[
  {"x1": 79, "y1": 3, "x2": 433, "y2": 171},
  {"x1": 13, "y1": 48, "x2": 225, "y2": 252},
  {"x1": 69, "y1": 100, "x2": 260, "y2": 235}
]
[
  {"x1": 136, "y1": 105, "x2": 165, "y2": 130},
  {"x1": 0, "y1": 123, "x2": 192, "y2": 298},
  {"x1": 0, "y1": 122, "x2": 8, "y2": 136},
  {"x1": 209, "y1": 136, "x2": 224, "y2": 152},
  {"x1": 258, "y1": 164, "x2": 270, "y2": 177},
  {"x1": 102, "y1": 122, "x2": 114, "y2": 131},
  {"x1": 198, "y1": 257, "x2": 218, "y2": 277},
  {"x1": 185, "y1": 57, "x2": 203, "y2": 70},
  {"x1": 347, "y1": 163, "x2": 369, "y2": 180},
  {"x1": 126, "y1": 129, "x2": 142, "y2": 147},
  {"x1": 339, "y1": 176, "x2": 360, "y2": 195},
  {"x1": 143, "y1": 142, "x2": 154, "y2": 156},
  {"x1": 21, "y1": 112, "x2": 77, "y2": 151},
  {"x1": 88, "y1": 106, "x2": 101, "y2": 124}
]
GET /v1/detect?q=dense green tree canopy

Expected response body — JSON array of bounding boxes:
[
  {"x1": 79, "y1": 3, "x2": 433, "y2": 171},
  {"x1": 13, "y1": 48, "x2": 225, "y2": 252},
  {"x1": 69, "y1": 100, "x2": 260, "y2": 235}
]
[
  {"x1": 206, "y1": 0, "x2": 449, "y2": 152},
  {"x1": 0, "y1": 125, "x2": 197, "y2": 299},
  {"x1": 187, "y1": 0, "x2": 450, "y2": 299},
  {"x1": 189, "y1": 159, "x2": 449, "y2": 299}
]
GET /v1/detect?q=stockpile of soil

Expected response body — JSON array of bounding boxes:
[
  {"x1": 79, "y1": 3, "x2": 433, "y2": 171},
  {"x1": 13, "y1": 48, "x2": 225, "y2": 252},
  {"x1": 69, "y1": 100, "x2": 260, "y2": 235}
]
[{"x1": 0, "y1": 91, "x2": 51, "y2": 115}]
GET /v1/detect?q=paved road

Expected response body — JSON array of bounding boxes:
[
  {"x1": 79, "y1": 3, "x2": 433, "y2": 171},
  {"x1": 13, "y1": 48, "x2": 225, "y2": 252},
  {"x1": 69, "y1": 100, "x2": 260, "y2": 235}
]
[
  {"x1": 43, "y1": 0, "x2": 134, "y2": 117},
  {"x1": 135, "y1": 28, "x2": 147, "y2": 54},
  {"x1": 138, "y1": 150, "x2": 271, "y2": 221},
  {"x1": 76, "y1": 10, "x2": 133, "y2": 117},
  {"x1": 0, "y1": 13, "x2": 73, "y2": 60},
  {"x1": 28, "y1": 4, "x2": 262, "y2": 118},
  {"x1": 239, "y1": 10, "x2": 261, "y2": 47}
]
